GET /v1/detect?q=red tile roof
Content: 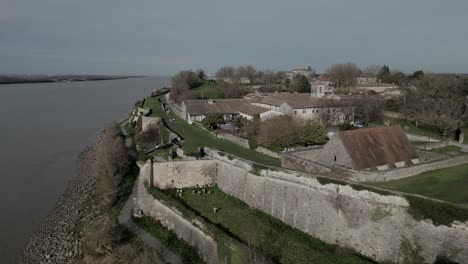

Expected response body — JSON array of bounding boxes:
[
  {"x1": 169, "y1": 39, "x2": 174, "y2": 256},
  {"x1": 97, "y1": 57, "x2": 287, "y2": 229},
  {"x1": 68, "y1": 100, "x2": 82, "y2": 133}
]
[{"x1": 337, "y1": 125, "x2": 419, "y2": 170}]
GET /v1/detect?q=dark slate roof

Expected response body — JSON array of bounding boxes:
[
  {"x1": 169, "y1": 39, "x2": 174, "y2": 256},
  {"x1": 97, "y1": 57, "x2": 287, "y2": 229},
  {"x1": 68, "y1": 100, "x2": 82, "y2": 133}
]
[
  {"x1": 258, "y1": 93, "x2": 349, "y2": 108},
  {"x1": 184, "y1": 99, "x2": 253, "y2": 115},
  {"x1": 238, "y1": 104, "x2": 271, "y2": 116},
  {"x1": 337, "y1": 125, "x2": 419, "y2": 170}
]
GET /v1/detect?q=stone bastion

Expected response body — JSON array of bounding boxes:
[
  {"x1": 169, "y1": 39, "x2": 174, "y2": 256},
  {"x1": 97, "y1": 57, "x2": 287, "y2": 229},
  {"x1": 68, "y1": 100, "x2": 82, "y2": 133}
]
[{"x1": 136, "y1": 148, "x2": 468, "y2": 264}]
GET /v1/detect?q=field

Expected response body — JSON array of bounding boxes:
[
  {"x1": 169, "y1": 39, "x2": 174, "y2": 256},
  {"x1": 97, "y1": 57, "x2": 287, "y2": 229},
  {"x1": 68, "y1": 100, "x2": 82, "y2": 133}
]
[
  {"x1": 369, "y1": 163, "x2": 468, "y2": 204},
  {"x1": 382, "y1": 117, "x2": 442, "y2": 139},
  {"x1": 191, "y1": 81, "x2": 225, "y2": 99},
  {"x1": 161, "y1": 187, "x2": 374, "y2": 264},
  {"x1": 431, "y1": 145, "x2": 462, "y2": 154},
  {"x1": 167, "y1": 118, "x2": 280, "y2": 166},
  {"x1": 134, "y1": 216, "x2": 204, "y2": 264}
]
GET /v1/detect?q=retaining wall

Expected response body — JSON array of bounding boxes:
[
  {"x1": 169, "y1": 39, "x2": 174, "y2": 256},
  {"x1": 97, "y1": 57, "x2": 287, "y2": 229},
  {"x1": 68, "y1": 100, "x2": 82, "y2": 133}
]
[
  {"x1": 255, "y1": 146, "x2": 280, "y2": 159},
  {"x1": 281, "y1": 152, "x2": 333, "y2": 175},
  {"x1": 135, "y1": 162, "x2": 219, "y2": 264},
  {"x1": 153, "y1": 159, "x2": 216, "y2": 189},
  {"x1": 216, "y1": 133, "x2": 250, "y2": 148},
  {"x1": 145, "y1": 153, "x2": 468, "y2": 264}
]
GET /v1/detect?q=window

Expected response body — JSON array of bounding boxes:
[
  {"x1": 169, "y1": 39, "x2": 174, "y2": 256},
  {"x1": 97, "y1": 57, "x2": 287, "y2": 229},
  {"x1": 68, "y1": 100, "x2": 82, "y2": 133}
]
[
  {"x1": 334, "y1": 155, "x2": 337, "y2": 162},
  {"x1": 294, "y1": 110, "x2": 297, "y2": 115},
  {"x1": 303, "y1": 109, "x2": 306, "y2": 114}
]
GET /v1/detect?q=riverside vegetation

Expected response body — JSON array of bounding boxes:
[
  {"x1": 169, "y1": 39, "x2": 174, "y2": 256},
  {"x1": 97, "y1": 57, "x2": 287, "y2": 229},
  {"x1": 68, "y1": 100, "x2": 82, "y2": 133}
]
[{"x1": 21, "y1": 126, "x2": 165, "y2": 264}]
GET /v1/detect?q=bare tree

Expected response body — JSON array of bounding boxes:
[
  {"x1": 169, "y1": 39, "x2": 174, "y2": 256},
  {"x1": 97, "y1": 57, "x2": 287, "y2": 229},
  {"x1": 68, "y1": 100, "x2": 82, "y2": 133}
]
[
  {"x1": 362, "y1": 65, "x2": 382, "y2": 77},
  {"x1": 218, "y1": 81, "x2": 245, "y2": 99},
  {"x1": 95, "y1": 126, "x2": 128, "y2": 209},
  {"x1": 326, "y1": 63, "x2": 361, "y2": 88},
  {"x1": 169, "y1": 70, "x2": 199, "y2": 103},
  {"x1": 357, "y1": 97, "x2": 384, "y2": 126},
  {"x1": 405, "y1": 75, "x2": 467, "y2": 136},
  {"x1": 215, "y1": 66, "x2": 235, "y2": 78}
]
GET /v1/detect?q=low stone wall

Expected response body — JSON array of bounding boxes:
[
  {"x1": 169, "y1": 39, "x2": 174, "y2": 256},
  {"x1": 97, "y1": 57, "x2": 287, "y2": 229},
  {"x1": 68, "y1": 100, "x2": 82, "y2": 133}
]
[
  {"x1": 135, "y1": 162, "x2": 219, "y2": 264},
  {"x1": 406, "y1": 133, "x2": 440, "y2": 142},
  {"x1": 383, "y1": 111, "x2": 403, "y2": 119},
  {"x1": 415, "y1": 140, "x2": 450, "y2": 151},
  {"x1": 216, "y1": 133, "x2": 250, "y2": 148},
  {"x1": 281, "y1": 152, "x2": 333, "y2": 174},
  {"x1": 170, "y1": 104, "x2": 185, "y2": 120},
  {"x1": 255, "y1": 146, "x2": 280, "y2": 159},
  {"x1": 145, "y1": 153, "x2": 468, "y2": 264},
  {"x1": 141, "y1": 116, "x2": 161, "y2": 132},
  {"x1": 348, "y1": 155, "x2": 468, "y2": 182}
]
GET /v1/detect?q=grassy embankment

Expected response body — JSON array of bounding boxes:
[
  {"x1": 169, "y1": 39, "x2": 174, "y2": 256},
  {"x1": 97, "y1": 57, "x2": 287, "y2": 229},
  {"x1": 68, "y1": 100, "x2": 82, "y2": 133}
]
[
  {"x1": 154, "y1": 186, "x2": 374, "y2": 264},
  {"x1": 134, "y1": 216, "x2": 204, "y2": 264},
  {"x1": 462, "y1": 128, "x2": 468, "y2": 144},
  {"x1": 143, "y1": 93, "x2": 280, "y2": 167},
  {"x1": 369, "y1": 163, "x2": 468, "y2": 205},
  {"x1": 191, "y1": 81, "x2": 226, "y2": 99},
  {"x1": 431, "y1": 145, "x2": 462, "y2": 154}
]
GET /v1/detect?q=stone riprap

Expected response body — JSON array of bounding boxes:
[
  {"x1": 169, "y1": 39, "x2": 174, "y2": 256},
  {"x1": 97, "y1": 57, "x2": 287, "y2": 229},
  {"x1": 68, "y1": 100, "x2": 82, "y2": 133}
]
[
  {"x1": 19, "y1": 141, "x2": 100, "y2": 264},
  {"x1": 143, "y1": 150, "x2": 468, "y2": 263}
]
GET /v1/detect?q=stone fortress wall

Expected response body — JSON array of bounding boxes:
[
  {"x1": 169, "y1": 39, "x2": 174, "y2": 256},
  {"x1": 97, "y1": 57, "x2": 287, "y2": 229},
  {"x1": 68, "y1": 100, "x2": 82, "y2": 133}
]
[
  {"x1": 140, "y1": 149, "x2": 468, "y2": 263},
  {"x1": 135, "y1": 161, "x2": 219, "y2": 264}
]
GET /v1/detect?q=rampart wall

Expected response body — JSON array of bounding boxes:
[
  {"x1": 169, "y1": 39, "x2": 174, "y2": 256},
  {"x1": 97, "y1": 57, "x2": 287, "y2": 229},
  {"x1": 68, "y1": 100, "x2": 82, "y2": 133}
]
[{"x1": 143, "y1": 150, "x2": 468, "y2": 263}]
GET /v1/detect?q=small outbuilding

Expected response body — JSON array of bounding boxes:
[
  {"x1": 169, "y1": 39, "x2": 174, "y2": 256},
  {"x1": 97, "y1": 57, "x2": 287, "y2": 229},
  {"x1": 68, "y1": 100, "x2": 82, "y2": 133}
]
[{"x1": 314, "y1": 125, "x2": 419, "y2": 170}]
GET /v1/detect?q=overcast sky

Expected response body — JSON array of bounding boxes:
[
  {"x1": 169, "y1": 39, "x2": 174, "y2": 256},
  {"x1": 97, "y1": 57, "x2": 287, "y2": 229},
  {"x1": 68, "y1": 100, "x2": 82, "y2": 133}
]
[{"x1": 1, "y1": 0, "x2": 467, "y2": 75}]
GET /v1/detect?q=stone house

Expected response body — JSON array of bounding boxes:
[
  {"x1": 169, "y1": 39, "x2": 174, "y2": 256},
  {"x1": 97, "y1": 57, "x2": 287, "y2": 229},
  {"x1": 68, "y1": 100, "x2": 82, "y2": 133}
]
[
  {"x1": 286, "y1": 68, "x2": 314, "y2": 80},
  {"x1": 181, "y1": 99, "x2": 280, "y2": 124},
  {"x1": 313, "y1": 125, "x2": 420, "y2": 170},
  {"x1": 252, "y1": 93, "x2": 354, "y2": 125},
  {"x1": 310, "y1": 80, "x2": 335, "y2": 97}
]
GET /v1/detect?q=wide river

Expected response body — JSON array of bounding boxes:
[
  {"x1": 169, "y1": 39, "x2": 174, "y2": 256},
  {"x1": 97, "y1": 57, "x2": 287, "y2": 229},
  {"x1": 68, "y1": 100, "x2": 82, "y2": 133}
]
[{"x1": 0, "y1": 77, "x2": 168, "y2": 264}]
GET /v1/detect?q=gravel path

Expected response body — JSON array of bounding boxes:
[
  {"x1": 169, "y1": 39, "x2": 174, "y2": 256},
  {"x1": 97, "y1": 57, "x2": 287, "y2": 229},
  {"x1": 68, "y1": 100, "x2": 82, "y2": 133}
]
[{"x1": 118, "y1": 180, "x2": 182, "y2": 264}]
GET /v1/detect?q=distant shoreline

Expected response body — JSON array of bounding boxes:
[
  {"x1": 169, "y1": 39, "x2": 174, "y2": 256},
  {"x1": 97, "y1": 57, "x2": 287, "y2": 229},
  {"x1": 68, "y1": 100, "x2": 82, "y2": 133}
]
[{"x1": 0, "y1": 75, "x2": 146, "y2": 85}]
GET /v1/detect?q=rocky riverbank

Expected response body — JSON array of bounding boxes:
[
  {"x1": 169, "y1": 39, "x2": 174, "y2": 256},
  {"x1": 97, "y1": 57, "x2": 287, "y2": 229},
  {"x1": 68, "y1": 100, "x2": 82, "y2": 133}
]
[{"x1": 19, "y1": 139, "x2": 101, "y2": 264}]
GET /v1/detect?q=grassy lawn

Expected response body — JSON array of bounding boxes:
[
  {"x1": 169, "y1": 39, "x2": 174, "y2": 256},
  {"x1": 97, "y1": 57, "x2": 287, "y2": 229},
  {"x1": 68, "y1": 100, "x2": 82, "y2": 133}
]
[
  {"x1": 383, "y1": 117, "x2": 442, "y2": 139},
  {"x1": 134, "y1": 216, "x2": 204, "y2": 264},
  {"x1": 369, "y1": 163, "x2": 468, "y2": 204},
  {"x1": 191, "y1": 81, "x2": 225, "y2": 99},
  {"x1": 144, "y1": 95, "x2": 168, "y2": 118},
  {"x1": 172, "y1": 187, "x2": 374, "y2": 264},
  {"x1": 124, "y1": 122, "x2": 135, "y2": 136},
  {"x1": 141, "y1": 91, "x2": 279, "y2": 166},
  {"x1": 166, "y1": 119, "x2": 280, "y2": 166},
  {"x1": 432, "y1": 145, "x2": 462, "y2": 154},
  {"x1": 462, "y1": 128, "x2": 468, "y2": 144}
]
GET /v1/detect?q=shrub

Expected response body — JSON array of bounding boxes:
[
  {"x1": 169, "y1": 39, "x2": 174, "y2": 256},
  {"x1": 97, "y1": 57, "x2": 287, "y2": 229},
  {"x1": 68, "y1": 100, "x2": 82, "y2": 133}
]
[
  {"x1": 135, "y1": 123, "x2": 160, "y2": 149},
  {"x1": 95, "y1": 126, "x2": 129, "y2": 210},
  {"x1": 201, "y1": 113, "x2": 225, "y2": 130},
  {"x1": 298, "y1": 120, "x2": 326, "y2": 145},
  {"x1": 258, "y1": 116, "x2": 325, "y2": 148}
]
